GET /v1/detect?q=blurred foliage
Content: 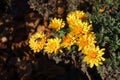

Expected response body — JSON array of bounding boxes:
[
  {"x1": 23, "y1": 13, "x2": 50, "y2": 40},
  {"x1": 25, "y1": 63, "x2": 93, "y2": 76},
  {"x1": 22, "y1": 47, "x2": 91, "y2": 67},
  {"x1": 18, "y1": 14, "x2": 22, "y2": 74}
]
[
  {"x1": 28, "y1": 0, "x2": 93, "y2": 19},
  {"x1": 28, "y1": 0, "x2": 56, "y2": 18},
  {"x1": 28, "y1": 0, "x2": 67, "y2": 20},
  {"x1": 88, "y1": 0, "x2": 120, "y2": 79}
]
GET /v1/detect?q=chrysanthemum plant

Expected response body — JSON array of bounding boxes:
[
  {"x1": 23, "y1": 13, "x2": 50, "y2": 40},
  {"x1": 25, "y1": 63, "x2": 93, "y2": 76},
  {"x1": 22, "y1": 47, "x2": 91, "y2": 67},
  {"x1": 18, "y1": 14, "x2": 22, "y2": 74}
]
[{"x1": 29, "y1": 10, "x2": 105, "y2": 68}]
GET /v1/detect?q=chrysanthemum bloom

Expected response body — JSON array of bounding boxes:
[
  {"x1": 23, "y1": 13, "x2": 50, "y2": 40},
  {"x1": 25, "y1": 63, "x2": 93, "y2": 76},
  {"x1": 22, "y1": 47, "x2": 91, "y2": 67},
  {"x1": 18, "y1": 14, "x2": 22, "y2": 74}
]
[
  {"x1": 69, "y1": 21, "x2": 92, "y2": 38},
  {"x1": 82, "y1": 22, "x2": 92, "y2": 34},
  {"x1": 83, "y1": 45, "x2": 105, "y2": 68},
  {"x1": 61, "y1": 33, "x2": 75, "y2": 49},
  {"x1": 69, "y1": 20, "x2": 84, "y2": 36},
  {"x1": 66, "y1": 12, "x2": 77, "y2": 25},
  {"x1": 49, "y1": 18, "x2": 65, "y2": 31},
  {"x1": 29, "y1": 32, "x2": 46, "y2": 53},
  {"x1": 76, "y1": 32, "x2": 96, "y2": 51},
  {"x1": 44, "y1": 37, "x2": 61, "y2": 54},
  {"x1": 67, "y1": 10, "x2": 88, "y2": 25},
  {"x1": 74, "y1": 10, "x2": 88, "y2": 20}
]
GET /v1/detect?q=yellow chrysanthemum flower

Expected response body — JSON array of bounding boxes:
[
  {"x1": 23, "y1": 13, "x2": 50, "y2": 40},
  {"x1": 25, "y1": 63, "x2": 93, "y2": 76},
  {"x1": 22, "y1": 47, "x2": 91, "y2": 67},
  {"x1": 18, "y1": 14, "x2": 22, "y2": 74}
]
[
  {"x1": 82, "y1": 22, "x2": 92, "y2": 34},
  {"x1": 67, "y1": 10, "x2": 88, "y2": 25},
  {"x1": 61, "y1": 33, "x2": 75, "y2": 49},
  {"x1": 74, "y1": 10, "x2": 88, "y2": 20},
  {"x1": 49, "y1": 18, "x2": 65, "y2": 31},
  {"x1": 69, "y1": 20, "x2": 84, "y2": 36},
  {"x1": 83, "y1": 45, "x2": 105, "y2": 68},
  {"x1": 69, "y1": 21, "x2": 92, "y2": 38},
  {"x1": 44, "y1": 37, "x2": 61, "y2": 54},
  {"x1": 66, "y1": 13, "x2": 77, "y2": 25},
  {"x1": 29, "y1": 32, "x2": 46, "y2": 53},
  {"x1": 76, "y1": 32, "x2": 96, "y2": 51}
]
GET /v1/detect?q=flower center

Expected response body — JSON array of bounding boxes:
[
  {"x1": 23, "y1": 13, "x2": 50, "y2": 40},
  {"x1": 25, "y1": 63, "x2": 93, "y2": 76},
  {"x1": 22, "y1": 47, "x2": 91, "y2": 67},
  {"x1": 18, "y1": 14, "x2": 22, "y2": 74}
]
[
  {"x1": 54, "y1": 23, "x2": 59, "y2": 29},
  {"x1": 89, "y1": 51, "x2": 97, "y2": 58}
]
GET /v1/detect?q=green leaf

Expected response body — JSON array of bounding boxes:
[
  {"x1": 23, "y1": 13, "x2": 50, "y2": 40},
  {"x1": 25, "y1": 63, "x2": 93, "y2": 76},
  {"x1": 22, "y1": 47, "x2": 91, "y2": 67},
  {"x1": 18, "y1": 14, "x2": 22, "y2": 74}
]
[
  {"x1": 116, "y1": 39, "x2": 120, "y2": 45},
  {"x1": 104, "y1": 36, "x2": 110, "y2": 42},
  {"x1": 57, "y1": 30, "x2": 66, "y2": 38},
  {"x1": 71, "y1": 45, "x2": 78, "y2": 51}
]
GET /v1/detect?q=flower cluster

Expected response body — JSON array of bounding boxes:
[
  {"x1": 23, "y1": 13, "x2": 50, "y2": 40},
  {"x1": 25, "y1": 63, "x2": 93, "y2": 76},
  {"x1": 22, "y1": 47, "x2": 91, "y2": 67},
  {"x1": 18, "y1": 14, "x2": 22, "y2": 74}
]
[{"x1": 29, "y1": 10, "x2": 105, "y2": 68}]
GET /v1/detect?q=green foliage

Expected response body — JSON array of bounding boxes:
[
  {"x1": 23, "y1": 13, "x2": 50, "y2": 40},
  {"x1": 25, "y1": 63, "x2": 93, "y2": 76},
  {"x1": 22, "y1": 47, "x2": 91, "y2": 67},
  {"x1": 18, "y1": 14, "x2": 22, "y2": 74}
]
[{"x1": 88, "y1": 0, "x2": 120, "y2": 79}]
